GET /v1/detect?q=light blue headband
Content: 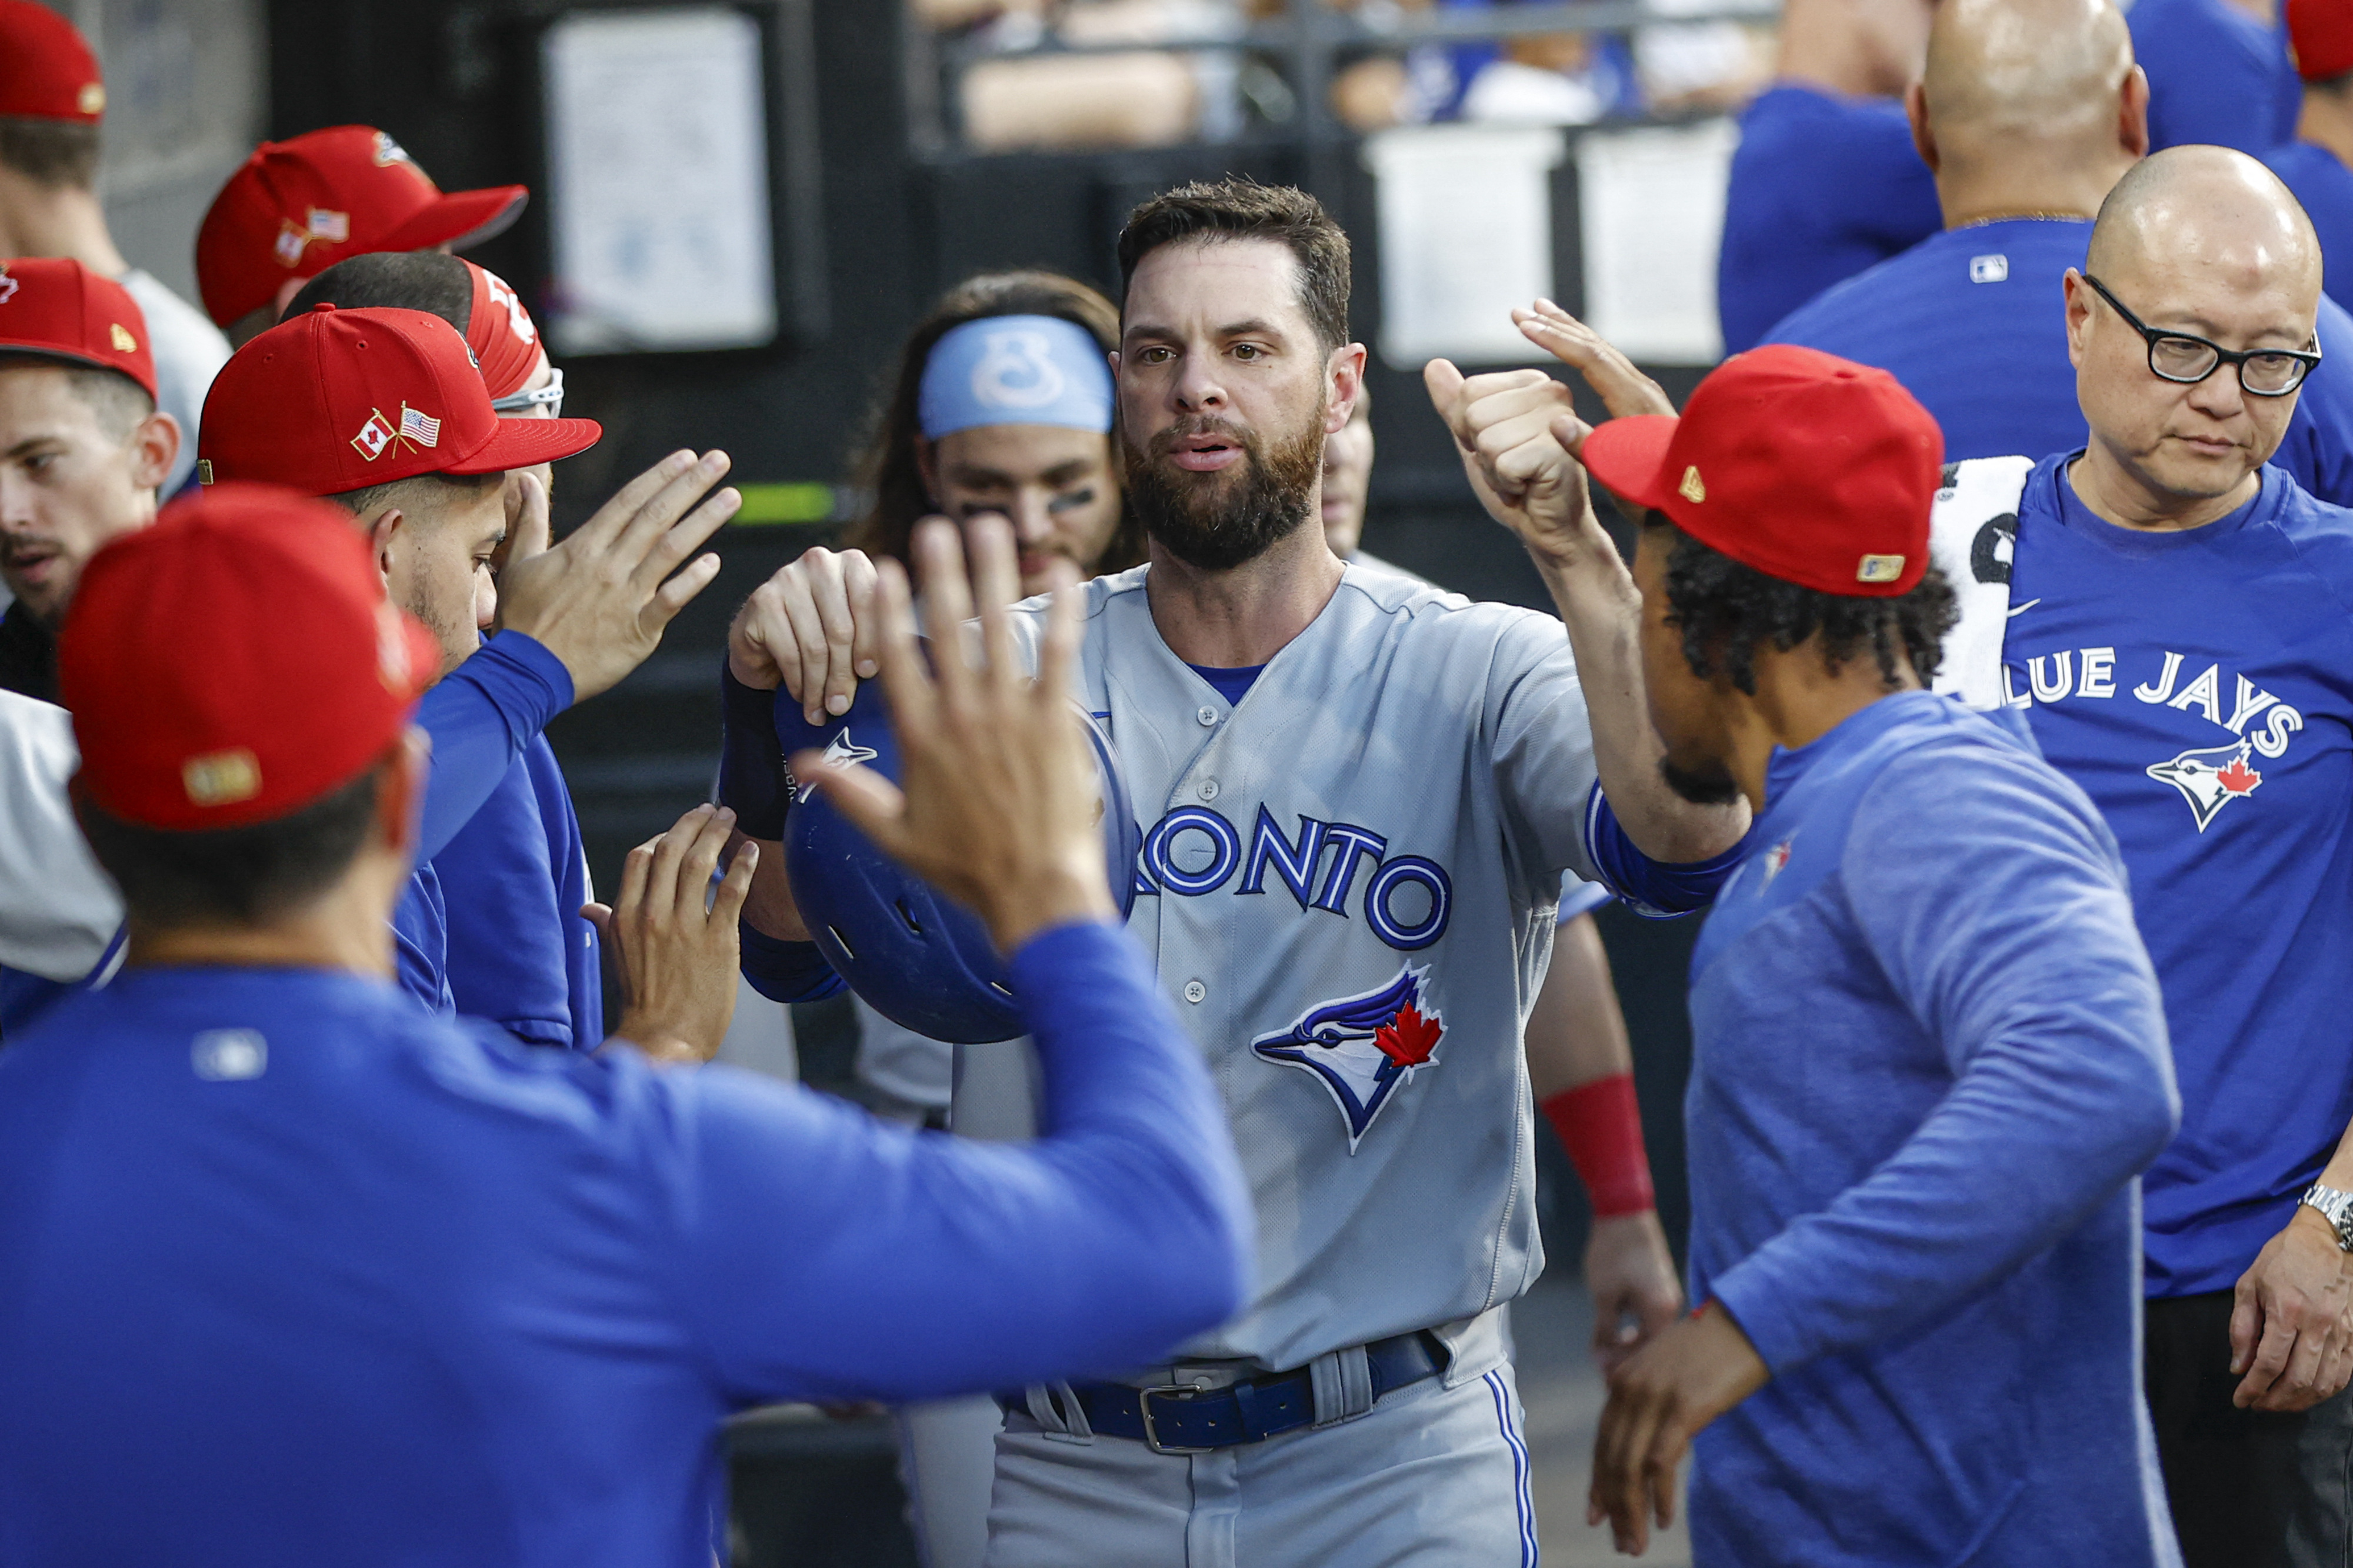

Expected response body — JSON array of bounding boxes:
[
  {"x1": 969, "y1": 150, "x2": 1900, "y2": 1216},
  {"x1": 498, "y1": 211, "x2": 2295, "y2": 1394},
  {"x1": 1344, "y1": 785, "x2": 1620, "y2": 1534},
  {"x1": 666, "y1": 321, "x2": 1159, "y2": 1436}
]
[{"x1": 917, "y1": 313, "x2": 1114, "y2": 440}]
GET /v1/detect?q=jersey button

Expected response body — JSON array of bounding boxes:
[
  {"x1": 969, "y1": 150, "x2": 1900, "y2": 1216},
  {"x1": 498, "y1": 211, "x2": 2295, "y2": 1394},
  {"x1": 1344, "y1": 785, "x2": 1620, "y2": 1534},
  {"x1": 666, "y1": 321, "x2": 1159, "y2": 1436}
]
[
  {"x1": 1197, "y1": 706, "x2": 1218, "y2": 727},
  {"x1": 1184, "y1": 979, "x2": 1207, "y2": 1005},
  {"x1": 1198, "y1": 779, "x2": 1219, "y2": 801}
]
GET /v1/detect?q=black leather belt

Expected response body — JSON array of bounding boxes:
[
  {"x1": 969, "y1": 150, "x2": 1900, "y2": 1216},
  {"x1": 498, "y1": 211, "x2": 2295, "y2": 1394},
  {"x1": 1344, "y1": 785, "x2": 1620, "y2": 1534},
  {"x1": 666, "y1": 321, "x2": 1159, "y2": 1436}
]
[{"x1": 997, "y1": 1330, "x2": 1445, "y2": 1454}]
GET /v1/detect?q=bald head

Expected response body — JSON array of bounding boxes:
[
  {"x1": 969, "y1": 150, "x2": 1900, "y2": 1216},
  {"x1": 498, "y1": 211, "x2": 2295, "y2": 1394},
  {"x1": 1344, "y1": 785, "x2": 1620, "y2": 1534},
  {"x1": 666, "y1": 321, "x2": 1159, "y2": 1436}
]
[
  {"x1": 1912, "y1": 0, "x2": 2145, "y2": 218},
  {"x1": 2087, "y1": 146, "x2": 2324, "y2": 305}
]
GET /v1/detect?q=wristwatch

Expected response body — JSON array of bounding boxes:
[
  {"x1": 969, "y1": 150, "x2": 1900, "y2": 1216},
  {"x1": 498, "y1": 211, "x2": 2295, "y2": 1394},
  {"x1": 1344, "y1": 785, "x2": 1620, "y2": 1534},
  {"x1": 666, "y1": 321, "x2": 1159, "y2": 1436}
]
[{"x1": 2299, "y1": 1184, "x2": 2353, "y2": 1252}]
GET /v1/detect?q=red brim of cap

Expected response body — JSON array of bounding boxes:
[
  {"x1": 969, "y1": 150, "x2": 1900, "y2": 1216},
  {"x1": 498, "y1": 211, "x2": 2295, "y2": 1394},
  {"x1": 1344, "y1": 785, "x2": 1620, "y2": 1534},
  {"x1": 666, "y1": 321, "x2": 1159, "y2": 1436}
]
[
  {"x1": 378, "y1": 185, "x2": 529, "y2": 256},
  {"x1": 441, "y1": 415, "x2": 603, "y2": 475},
  {"x1": 1578, "y1": 414, "x2": 1681, "y2": 517}
]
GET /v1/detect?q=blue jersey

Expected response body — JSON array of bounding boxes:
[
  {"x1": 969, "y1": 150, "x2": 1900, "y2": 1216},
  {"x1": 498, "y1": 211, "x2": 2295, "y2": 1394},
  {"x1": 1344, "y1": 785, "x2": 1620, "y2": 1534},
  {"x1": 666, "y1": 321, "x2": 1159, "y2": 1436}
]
[
  {"x1": 392, "y1": 631, "x2": 575, "y2": 1016},
  {"x1": 2130, "y1": 0, "x2": 2299, "y2": 155},
  {"x1": 2264, "y1": 141, "x2": 2353, "y2": 316},
  {"x1": 1687, "y1": 690, "x2": 2178, "y2": 1568},
  {"x1": 1717, "y1": 84, "x2": 1943, "y2": 355},
  {"x1": 439, "y1": 737, "x2": 602, "y2": 1051},
  {"x1": 0, "y1": 922, "x2": 1250, "y2": 1567},
  {"x1": 2005, "y1": 456, "x2": 2353, "y2": 1296},
  {"x1": 1768, "y1": 216, "x2": 2353, "y2": 508}
]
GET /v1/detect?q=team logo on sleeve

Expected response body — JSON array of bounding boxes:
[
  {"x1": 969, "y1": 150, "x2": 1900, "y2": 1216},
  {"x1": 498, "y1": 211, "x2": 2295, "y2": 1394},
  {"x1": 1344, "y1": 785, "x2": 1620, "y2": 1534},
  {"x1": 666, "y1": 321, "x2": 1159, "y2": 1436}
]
[
  {"x1": 1251, "y1": 965, "x2": 1444, "y2": 1151},
  {"x1": 2148, "y1": 739, "x2": 2262, "y2": 832}
]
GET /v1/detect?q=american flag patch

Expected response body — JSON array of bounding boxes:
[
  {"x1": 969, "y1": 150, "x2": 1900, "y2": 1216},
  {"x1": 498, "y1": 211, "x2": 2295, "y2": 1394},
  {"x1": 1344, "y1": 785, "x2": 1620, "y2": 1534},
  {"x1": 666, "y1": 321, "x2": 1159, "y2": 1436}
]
[
  {"x1": 398, "y1": 405, "x2": 441, "y2": 448},
  {"x1": 306, "y1": 208, "x2": 349, "y2": 242}
]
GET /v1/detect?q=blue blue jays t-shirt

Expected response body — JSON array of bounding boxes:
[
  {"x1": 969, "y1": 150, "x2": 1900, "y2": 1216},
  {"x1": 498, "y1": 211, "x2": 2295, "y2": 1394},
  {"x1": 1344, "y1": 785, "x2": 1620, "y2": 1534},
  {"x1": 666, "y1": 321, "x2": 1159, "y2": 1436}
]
[
  {"x1": 1685, "y1": 690, "x2": 2177, "y2": 1567},
  {"x1": 2265, "y1": 141, "x2": 2353, "y2": 315},
  {"x1": 1768, "y1": 216, "x2": 2353, "y2": 508},
  {"x1": 1717, "y1": 84, "x2": 1943, "y2": 355},
  {"x1": 2007, "y1": 455, "x2": 2353, "y2": 1296},
  {"x1": 2130, "y1": 0, "x2": 2299, "y2": 155}
]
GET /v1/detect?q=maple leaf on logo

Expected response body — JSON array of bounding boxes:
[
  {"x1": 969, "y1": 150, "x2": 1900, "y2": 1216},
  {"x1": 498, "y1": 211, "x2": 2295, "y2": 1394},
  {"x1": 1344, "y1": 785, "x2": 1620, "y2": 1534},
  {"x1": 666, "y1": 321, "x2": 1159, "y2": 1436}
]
[
  {"x1": 1375, "y1": 1002, "x2": 1442, "y2": 1068},
  {"x1": 2216, "y1": 757, "x2": 2261, "y2": 795}
]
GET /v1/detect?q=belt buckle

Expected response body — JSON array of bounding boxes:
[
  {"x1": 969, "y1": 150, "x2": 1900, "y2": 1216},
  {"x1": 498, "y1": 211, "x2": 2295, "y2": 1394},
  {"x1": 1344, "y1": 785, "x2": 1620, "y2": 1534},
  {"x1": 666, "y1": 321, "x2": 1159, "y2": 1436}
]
[{"x1": 1137, "y1": 1382, "x2": 1214, "y2": 1455}]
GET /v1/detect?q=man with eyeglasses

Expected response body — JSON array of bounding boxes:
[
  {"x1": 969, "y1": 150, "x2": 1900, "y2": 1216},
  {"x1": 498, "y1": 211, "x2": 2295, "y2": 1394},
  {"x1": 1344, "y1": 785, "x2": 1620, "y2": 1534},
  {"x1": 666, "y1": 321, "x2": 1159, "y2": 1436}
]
[{"x1": 1975, "y1": 144, "x2": 2353, "y2": 1568}]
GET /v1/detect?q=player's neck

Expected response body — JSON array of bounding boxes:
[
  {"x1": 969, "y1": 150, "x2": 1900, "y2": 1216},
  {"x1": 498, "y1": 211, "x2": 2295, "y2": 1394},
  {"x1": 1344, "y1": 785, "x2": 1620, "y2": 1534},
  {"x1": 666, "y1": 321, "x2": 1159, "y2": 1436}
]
[
  {"x1": 1775, "y1": 4, "x2": 1907, "y2": 99},
  {"x1": 125, "y1": 866, "x2": 402, "y2": 980},
  {"x1": 1728, "y1": 646, "x2": 1922, "y2": 810},
  {"x1": 2299, "y1": 88, "x2": 2353, "y2": 175},
  {"x1": 2068, "y1": 446, "x2": 2260, "y2": 533},
  {"x1": 1935, "y1": 155, "x2": 2113, "y2": 232},
  {"x1": 1143, "y1": 518, "x2": 1345, "y2": 668},
  {"x1": 0, "y1": 172, "x2": 128, "y2": 278}
]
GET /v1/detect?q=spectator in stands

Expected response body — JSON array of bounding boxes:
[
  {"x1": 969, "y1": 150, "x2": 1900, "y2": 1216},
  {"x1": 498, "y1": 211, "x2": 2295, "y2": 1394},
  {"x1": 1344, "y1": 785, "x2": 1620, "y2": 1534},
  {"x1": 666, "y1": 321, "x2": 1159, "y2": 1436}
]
[
  {"x1": 0, "y1": 0, "x2": 227, "y2": 496},
  {"x1": 1716, "y1": 0, "x2": 1941, "y2": 353},
  {"x1": 2263, "y1": 0, "x2": 2353, "y2": 313},
  {"x1": 2129, "y1": 0, "x2": 2299, "y2": 155},
  {"x1": 1767, "y1": 0, "x2": 2353, "y2": 511}
]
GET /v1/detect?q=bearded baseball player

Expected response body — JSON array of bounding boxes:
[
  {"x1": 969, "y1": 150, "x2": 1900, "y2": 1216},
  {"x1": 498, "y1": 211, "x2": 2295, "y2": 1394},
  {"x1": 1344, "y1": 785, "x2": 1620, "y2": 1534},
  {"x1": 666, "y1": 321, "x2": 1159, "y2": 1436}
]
[{"x1": 724, "y1": 178, "x2": 1747, "y2": 1563}]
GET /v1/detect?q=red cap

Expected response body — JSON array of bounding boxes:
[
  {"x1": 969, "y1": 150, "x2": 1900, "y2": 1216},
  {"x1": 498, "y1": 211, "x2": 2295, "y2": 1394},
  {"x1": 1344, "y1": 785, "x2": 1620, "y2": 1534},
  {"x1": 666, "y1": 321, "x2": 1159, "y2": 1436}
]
[
  {"x1": 0, "y1": 0, "x2": 104, "y2": 122},
  {"x1": 194, "y1": 126, "x2": 529, "y2": 327},
  {"x1": 0, "y1": 257, "x2": 156, "y2": 401},
  {"x1": 2288, "y1": 0, "x2": 2353, "y2": 81},
  {"x1": 196, "y1": 304, "x2": 599, "y2": 496},
  {"x1": 463, "y1": 259, "x2": 544, "y2": 401},
  {"x1": 1581, "y1": 345, "x2": 1944, "y2": 598},
  {"x1": 59, "y1": 482, "x2": 442, "y2": 830}
]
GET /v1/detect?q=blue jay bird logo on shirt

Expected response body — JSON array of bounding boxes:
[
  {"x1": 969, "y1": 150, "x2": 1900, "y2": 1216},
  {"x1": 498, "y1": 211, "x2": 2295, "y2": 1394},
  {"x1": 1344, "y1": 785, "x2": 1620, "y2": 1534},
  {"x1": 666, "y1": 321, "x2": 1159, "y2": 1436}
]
[
  {"x1": 2147, "y1": 738, "x2": 2263, "y2": 832},
  {"x1": 1252, "y1": 965, "x2": 1444, "y2": 1151}
]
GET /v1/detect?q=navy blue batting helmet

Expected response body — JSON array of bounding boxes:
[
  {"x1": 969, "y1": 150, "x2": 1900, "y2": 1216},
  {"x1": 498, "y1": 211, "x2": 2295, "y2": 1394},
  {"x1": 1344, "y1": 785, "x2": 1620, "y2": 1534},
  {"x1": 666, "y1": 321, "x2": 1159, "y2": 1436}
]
[{"x1": 777, "y1": 677, "x2": 1142, "y2": 1044}]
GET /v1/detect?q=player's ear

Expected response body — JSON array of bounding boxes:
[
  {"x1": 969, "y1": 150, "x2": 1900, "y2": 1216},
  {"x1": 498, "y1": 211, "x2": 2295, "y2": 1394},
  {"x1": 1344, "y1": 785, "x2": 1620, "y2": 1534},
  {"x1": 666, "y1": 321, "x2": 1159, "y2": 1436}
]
[
  {"x1": 364, "y1": 507, "x2": 406, "y2": 587},
  {"x1": 2117, "y1": 65, "x2": 2151, "y2": 160},
  {"x1": 1325, "y1": 342, "x2": 1368, "y2": 436},
  {"x1": 1905, "y1": 81, "x2": 1939, "y2": 175},
  {"x1": 126, "y1": 412, "x2": 180, "y2": 495}
]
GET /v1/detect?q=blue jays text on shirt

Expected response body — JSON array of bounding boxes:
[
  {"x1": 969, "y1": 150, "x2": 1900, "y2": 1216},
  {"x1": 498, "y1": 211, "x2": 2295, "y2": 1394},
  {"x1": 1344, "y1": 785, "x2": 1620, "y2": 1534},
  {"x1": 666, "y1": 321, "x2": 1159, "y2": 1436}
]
[{"x1": 2000, "y1": 647, "x2": 2307, "y2": 832}]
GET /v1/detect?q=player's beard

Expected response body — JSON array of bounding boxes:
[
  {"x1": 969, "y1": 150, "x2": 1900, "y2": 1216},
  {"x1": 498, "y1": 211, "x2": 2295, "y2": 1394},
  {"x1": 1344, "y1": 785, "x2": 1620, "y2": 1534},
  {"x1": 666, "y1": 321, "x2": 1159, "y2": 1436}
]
[{"x1": 1124, "y1": 406, "x2": 1324, "y2": 572}]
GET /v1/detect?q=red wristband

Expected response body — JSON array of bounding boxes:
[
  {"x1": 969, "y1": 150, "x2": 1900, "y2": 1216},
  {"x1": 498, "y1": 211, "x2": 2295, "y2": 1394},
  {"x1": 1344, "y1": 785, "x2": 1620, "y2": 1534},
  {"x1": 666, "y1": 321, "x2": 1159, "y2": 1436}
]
[{"x1": 1541, "y1": 1072, "x2": 1657, "y2": 1219}]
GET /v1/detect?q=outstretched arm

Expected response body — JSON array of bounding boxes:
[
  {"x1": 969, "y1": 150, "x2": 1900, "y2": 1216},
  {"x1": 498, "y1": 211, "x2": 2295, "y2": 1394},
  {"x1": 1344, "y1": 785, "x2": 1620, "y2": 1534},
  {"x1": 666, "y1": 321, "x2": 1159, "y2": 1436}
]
[
  {"x1": 1425, "y1": 301, "x2": 1747, "y2": 865},
  {"x1": 674, "y1": 516, "x2": 1252, "y2": 1402}
]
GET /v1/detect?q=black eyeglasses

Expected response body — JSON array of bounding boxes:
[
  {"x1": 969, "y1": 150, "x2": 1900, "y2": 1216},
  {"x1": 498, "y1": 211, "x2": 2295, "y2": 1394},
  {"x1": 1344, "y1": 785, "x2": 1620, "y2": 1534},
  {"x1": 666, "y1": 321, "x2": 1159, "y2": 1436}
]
[{"x1": 2081, "y1": 274, "x2": 2321, "y2": 397}]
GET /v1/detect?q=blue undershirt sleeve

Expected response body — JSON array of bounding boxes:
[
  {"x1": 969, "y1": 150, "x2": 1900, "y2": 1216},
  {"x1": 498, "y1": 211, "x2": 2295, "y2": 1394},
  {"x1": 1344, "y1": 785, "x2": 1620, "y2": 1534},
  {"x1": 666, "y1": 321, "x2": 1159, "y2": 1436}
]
[
  {"x1": 413, "y1": 632, "x2": 574, "y2": 862},
  {"x1": 667, "y1": 918, "x2": 1254, "y2": 1405},
  {"x1": 737, "y1": 922, "x2": 843, "y2": 1004},
  {"x1": 1582, "y1": 788, "x2": 1752, "y2": 918},
  {"x1": 1705, "y1": 748, "x2": 2179, "y2": 1376},
  {"x1": 715, "y1": 662, "x2": 790, "y2": 840}
]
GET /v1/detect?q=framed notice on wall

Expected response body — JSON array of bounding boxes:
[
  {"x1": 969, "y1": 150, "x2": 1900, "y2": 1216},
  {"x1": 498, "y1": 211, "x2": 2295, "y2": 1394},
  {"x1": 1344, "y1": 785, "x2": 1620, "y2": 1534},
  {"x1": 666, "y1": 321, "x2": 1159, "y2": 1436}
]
[{"x1": 542, "y1": 6, "x2": 779, "y2": 354}]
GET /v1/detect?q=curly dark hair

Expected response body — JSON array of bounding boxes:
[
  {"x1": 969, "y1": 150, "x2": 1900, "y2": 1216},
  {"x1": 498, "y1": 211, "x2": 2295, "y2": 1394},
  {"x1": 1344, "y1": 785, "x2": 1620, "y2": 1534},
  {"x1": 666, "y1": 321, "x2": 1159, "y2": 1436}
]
[
  {"x1": 840, "y1": 270, "x2": 1142, "y2": 573},
  {"x1": 1650, "y1": 516, "x2": 1958, "y2": 695}
]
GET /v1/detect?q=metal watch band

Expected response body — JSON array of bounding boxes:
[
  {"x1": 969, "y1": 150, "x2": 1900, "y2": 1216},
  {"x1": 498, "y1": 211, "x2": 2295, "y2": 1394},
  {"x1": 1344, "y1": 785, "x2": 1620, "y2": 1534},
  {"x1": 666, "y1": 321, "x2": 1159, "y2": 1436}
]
[{"x1": 2299, "y1": 1183, "x2": 2353, "y2": 1252}]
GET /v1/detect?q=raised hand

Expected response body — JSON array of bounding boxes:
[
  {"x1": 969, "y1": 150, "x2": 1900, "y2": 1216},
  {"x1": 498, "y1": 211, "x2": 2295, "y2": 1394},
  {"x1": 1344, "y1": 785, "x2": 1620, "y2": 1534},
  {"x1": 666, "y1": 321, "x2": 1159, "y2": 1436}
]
[
  {"x1": 1424, "y1": 359, "x2": 1616, "y2": 572},
  {"x1": 497, "y1": 449, "x2": 740, "y2": 701},
  {"x1": 1512, "y1": 298, "x2": 1678, "y2": 422},
  {"x1": 728, "y1": 545, "x2": 884, "y2": 725},
  {"x1": 588, "y1": 802, "x2": 758, "y2": 1065},
  {"x1": 789, "y1": 515, "x2": 1114, "y2": 955}
]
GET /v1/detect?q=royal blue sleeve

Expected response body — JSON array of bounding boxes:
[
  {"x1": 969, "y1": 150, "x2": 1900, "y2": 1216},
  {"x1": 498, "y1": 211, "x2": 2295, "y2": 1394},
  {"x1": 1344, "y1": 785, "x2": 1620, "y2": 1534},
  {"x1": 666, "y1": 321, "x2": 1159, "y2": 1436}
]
[
  {"x1": 664, "y1": 918, "x2": 1254, "y2": 1404},
  {"x1": 1705, "y1": 747, "x2": 2179, "y2": 1374},
  {"x1": 715, "y1": 662, "x2": 789, "y2": 840},
  {"x1": 413, "y1": 632, "x2": 573, "y2": 862},
  {"x1": 738, "y1": 922, "x2": 844, "y2": 1004},
  {"x1": 2271, "y1": 296, "x2": 2353, "y2": 510},
  {"x1": 1581, "y1": 788, "x2": 1752, "y2": 917}
]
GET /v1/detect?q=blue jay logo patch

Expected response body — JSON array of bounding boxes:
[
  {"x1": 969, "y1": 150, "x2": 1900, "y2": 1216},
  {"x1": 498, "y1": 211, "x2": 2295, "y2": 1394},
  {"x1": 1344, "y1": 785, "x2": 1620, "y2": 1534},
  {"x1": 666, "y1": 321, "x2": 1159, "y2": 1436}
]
[
  {"x1": 2148, "y1": 738, "x2": 2262, "y2": 832},
  {"x1": 1252, "y1": 965, "x2": 1443, "y2": 1152}
]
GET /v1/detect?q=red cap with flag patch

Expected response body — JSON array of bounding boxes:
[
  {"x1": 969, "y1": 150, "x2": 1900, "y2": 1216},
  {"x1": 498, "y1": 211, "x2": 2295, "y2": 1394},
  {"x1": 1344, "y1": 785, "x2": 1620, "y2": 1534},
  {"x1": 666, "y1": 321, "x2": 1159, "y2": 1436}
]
[
  {"x1": 194, "y1": 125, "x2": 529, "y2": 328},
  {"x1": 1580, "y1": 344, "x2": 1944, "y2": 598},
  {"x1": 0, "y1": 257, "x2": 156, "y2": 401},
  {"x1": 59, "y1": 482, "x2": 444, "y2": 830},
  {"x1": 196, "y1": 304, "x2": 599, "y2": 496},
  {"x1": 0, "y1": 0, "x2": 104, "y2": 122},
  {"x1": 2288, "y1": 0, "x2": 2353, "y2": 81}
]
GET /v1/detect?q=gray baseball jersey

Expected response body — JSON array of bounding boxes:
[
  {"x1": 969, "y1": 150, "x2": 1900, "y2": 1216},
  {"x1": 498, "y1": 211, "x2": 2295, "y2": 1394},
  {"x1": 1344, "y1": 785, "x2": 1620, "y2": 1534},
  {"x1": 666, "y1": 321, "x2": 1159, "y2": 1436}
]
[{"x1": 1010, "y1": 562, "x2": 1605, "y2": 1370}]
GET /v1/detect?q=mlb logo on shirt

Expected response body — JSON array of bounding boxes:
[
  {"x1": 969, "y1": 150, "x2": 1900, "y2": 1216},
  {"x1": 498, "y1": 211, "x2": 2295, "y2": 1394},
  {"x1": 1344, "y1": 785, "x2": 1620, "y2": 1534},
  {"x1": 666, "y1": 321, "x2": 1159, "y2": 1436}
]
[
  {"x1": 351, "y1": 409, "x2": 396, "y2": 461},
  {"x1": 1969, "y1": 254, "x2": 2009, "y2": 284}
]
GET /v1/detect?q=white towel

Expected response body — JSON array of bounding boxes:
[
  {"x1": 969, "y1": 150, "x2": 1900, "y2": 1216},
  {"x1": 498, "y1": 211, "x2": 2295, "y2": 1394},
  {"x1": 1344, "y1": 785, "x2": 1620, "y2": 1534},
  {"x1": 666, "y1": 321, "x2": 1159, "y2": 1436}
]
[{"x1": 1926, "y1": 455, "x2": 2036, "y2": 710}]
